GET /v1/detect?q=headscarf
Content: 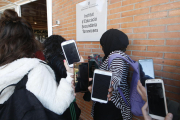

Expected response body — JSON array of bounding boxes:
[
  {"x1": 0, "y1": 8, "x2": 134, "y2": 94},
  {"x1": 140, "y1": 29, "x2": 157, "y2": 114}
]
[{"x1": 100, "y1": 29, "x2": 129, "y2": 60}]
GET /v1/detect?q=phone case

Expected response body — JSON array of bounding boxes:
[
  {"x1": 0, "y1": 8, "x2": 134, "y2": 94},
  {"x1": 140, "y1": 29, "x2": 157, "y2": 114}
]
[{"x1": 74, "y1": 62, "x2": 89, "y2": 93}]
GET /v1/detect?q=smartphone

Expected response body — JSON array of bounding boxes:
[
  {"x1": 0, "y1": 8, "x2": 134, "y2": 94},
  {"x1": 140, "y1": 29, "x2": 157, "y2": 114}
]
[
  {"x1": 74, "y1": 62, "x2": 89, "y2": 92},
  {"x1": 61, "y1": 40, "x2": 80, "y2": 67},
  {"x1": 91, "y1": 69, "x2": 112, "y2": 103},
  {"x1": 139, "y1": 59, "x2": 154, "y2": 86},
  {"x1": 145, "y1": 79, "x2": 168, "y2": 120}
]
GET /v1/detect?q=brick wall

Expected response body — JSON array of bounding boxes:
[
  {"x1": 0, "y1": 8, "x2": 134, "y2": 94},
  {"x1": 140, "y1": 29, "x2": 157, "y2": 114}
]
[{"x1": 52, "y1": 0, "x2": 180, "y2": 119}]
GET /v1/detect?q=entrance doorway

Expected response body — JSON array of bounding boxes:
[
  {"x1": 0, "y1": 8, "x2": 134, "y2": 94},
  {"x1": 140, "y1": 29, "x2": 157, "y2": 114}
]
[{"x1": 21, "y1": 0, "x2": 48, "y2": 43}]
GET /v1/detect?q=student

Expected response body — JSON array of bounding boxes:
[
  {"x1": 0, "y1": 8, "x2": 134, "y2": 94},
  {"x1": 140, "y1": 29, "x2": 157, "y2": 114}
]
[
  {"x1": 0, "y1": 9, "x2": 75, "y2": 117},
  {"x1": 137, "y1": 80, "x2": 180, "y2": 120},
  {"x1": 44, "y1": 35, "x2": 81, "y2": 119},
  {"x1": 91, "y1": 29, "x2": 132, "y2": 120}
]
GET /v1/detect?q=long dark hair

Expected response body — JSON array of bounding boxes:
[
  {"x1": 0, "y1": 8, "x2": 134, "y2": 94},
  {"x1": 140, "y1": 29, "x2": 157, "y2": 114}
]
[
  {"x1": 44, "y1": 35, "x2": 66, "y2": 59},
  {"x1": 0, "y1": 9, "x2": 39, "y2": 66}
]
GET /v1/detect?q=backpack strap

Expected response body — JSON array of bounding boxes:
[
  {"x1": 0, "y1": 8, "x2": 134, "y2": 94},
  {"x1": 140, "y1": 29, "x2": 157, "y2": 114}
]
[
  {"x1": 108, "y1": 53, "x2": 138, "y2": 72},
  {"x1": 108, "y1": 53, "x2": 134, "y2": 107},
  {"x1": 0, "y1": 84, "x2": 16, "y2": 95},
  {"x1": 0, "y1": 70, "x2": 31, "y2": 96}
]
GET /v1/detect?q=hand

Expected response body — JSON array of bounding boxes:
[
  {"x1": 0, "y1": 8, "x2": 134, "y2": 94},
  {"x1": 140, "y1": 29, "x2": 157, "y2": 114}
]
[
  {"x1": 137, "y1": 80, "x2": 147, "y2": 102},
  {"x1": 142, "y1": 102, "x2": 173, "y2": 120},
  {"x1": 71, "y1": 77, "x2": 76, "y2": 96},
  {"x1": 88, "y1": 78, "x2": 114, "y2": 101},
  {"x1": 80, "y1": 56, "x2": 84, "y2": 62},
  {"x1": 64, "y1": 60, "x2": 73, "y2": 73}
]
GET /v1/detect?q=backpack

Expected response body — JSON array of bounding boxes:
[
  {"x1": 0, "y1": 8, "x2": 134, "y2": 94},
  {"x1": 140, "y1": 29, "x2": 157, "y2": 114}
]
[
  {"x1": 108, "y1": 53, "x2": 145, "y2": 116},
  {"x1": 0, "y1": 73, "x2": 81, "y2": 120}
]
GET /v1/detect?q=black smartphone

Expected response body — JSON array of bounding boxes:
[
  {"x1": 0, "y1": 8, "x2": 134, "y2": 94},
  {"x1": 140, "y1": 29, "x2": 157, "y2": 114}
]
[
  {"x1": 91, "y1": 69, "x2": 112, "y2": 103},
  {"x1": 138, "y1": 59, "x2": 155, "y2": 86},
  {"x1": 74, "y1": 62, "x2": 89, "y2": 92},
  {"x1": 145, "y1": 79, "x2": 168, "y2": 119},
  {"x1": 61, "y1": 40, "x2": 80, "y2": 67}
]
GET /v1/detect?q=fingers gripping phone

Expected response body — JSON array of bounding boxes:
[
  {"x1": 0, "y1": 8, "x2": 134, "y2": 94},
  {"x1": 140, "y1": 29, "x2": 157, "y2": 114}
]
[
  {"x1": 61, "y1": 40, "x2": 80, "y2": 67},
  {"x1": 91, "y1": 69, "x2": 112, "y2": 103},
  {"x1": 145, "y1": 79, "x2": 168, "y2": 120},
  {"x1": 74, "y1": 62, "x2": 89, "y2": 92}
]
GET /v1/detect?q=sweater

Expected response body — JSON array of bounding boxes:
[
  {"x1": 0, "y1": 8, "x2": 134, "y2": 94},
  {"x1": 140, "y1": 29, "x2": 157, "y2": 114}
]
[{"x1": 0, "y1": 58, "x2": 75, "y2": 115}]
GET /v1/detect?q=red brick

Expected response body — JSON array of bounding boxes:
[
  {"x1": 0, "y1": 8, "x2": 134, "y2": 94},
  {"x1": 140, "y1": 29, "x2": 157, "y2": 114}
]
[
  {"x1": 154, "y1": 64, "x2": 162, "y2": 70},
  {"x1": 163, "y1": 66, "x2": 180, "y2": 74},
  {"x1": 92, "y1": 42, "x2": 100, "y2": 44},
  {"x1": 127, "y1": 34, "x2": 147, "y2": 39},
  {"x1": 125, "y1": 51, "x2": 131, "y2": 55},
  {"x1": 132, "y1": 51, "x2": 163, "y2": 58},
  {"x1": 167, "y1": 24, "x2": 180, "y2": 31},
  {"x1": 79, "y1": 51, "x2": 84, "y2": 56},
  {"x1": 130, "y1": 56, "x2": 146, "y2": 61},
  {"x1": 163, "y1": 79, "x2": 180, "y2": 87},
  {"x1": 165, "y1": 85, "x2": 180, "y2": 94},
  {"x1": 77, "y1": 44, "x2": 84, "y2": 48},
  {"x1": 164, "y1": 53, "x2": 180, "y2": 60},
  {"x1": 127, "y1": 45, "x2": 146, "y2": 51},
  {"x1": 148, "y1": 46, "x2": 179, "y2": 52},
  {"x1": 150, "y1": 17, "x2": 180, "y2": 26},
  {"x1": 121, "y1": 21, "x2": 148, "y2": 28},
  {"x1": 166, "y1": 92, "x2": 180, "y2": 100},
  {"x1": 120, "y1": 28, "x2": 133, "y2": 33},
  {"x1": 122, "y1": 0, "x2": 145, "y2": 6},
  {"x1": 151, "y1": 1, "x2": 180, "y2": 12},
  {"x1": 108, "y1": 2, "x2": 121, "y2": 9},
  {"x1": 169, "y1": 9, "x2": 180, "y2": 16},
  {"x1": 77, "y1": 42, "x2": 92, "y2": 44},
  {"x1": 110, "y1": 0, "x2": 122, "y2": 4},
  {"x1": 135, "y1": 0, "x2": 168, "y2": 9},
  {"x1": 122, "y1": 8, "x2": 149, "y2": 17},
  {"x1": 92, "y1": 49, "x2": 103, "y2": 53},
  {"x1": 84, "y1": 44, "x2": 99, "y2": 48},
  {"x1": 156, "y1": 71, "x2": 180, "y2": 80},
  {"x1": 134, "y1": 12, "x2": 167, "y2": 21},
  {"x1": 108, "y1": 13, "x2": 121, "y2": 20},
  {"x1": 133, "y1": 40, "x2": 165, "y2": 45},
  {"x1": 110, "y1": 5, "x2": 134, "y2": 14},
  {"x1": 78, "y1": 48, "x2": 91, "y2": 52},
  {"x1": 107, "y1": 24, "x2": 120, "y2": 29},
  {"x1": 153, "y1": 58, "x2": 180, "y2": 67},
  {"x1": 110, "y1": 17, "x2": 133, "y2": 24},
  {"x1": 149, "y1": 32, "x2": 180, "y2": 38},
  {"x1": 166, "y1": 40, "x2": 180, "y2": 45},
  {"x1": 134, "y1": 26, "x2": 166, "y2": 33}
]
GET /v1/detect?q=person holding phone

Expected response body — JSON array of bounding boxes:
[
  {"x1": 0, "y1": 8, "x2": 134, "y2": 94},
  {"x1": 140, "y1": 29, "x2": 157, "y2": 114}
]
[
  {"x1": 137, "y1": 80, "x2": 180, "y2": 120},
  {"x1": 44, "y1": 35, "x2": 81, "y2": 119},
  {"x1": 0, "y1": 9, "x2": 76, "y2": 119},
  {"x1": 90, "y1": 29, "x2": 132, "y2": 120}
]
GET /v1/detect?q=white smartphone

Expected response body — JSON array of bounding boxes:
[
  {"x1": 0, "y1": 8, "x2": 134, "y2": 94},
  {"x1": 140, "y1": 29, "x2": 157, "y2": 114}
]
[
  {"x1": 91, "y1": 69, "x2": 112, "y2": 103},
  {"x1": 139, "y1": 59, "x2": 154, "y2": 86},
  {"x1": 145, "y1": 79, "x2": 168, "y2": 120},
  {"x1": 61, "y1": 40, "x2": 80, "y2": 67}
]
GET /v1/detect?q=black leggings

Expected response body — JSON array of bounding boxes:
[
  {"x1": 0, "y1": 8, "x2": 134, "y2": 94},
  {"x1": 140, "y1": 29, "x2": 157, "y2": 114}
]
[{"x1": 94, "y1": 101, "x2": 123, "y2": 120}]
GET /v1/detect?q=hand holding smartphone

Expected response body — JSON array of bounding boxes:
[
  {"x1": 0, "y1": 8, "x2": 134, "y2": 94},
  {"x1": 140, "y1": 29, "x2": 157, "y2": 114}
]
[
  {"x1": 61, "y1": 40, "x2": 80, "y2": 67},
  {"x1": 145, "y1": 79, "x2": 168, "y2": 120},
  {"x1": 91, "y1": 69, "x2": 112, "y2": 103}
]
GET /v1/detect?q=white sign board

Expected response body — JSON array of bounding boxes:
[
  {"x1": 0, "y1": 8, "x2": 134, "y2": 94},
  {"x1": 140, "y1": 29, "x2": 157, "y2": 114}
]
[{"x1": 76, "y1": 0, "x2": 107, "y2": 41}]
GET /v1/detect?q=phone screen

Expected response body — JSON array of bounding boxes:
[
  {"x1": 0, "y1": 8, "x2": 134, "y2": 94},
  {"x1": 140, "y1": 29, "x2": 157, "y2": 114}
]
[
  {"x1": 92, "y1": 73, "x2": 111, "y2": 101},
  {"x1": 146, "y1": 83, "x2": 166, "y2": 117},
  {"x1": 62, "y1": 42, "x2": 80, "y2": 65},
  {"x1": 139, "y1": 59, "x2": 154, "y2": 86},
  {"x1": 74, "y1": 63, "x2": 89, "y2": 92}
]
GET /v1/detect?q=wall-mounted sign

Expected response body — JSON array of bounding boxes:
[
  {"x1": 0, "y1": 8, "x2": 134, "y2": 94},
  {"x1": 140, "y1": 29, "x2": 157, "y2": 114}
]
[{"x1": 76, "y1": 0, "x2": 107, "y2": 41}]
